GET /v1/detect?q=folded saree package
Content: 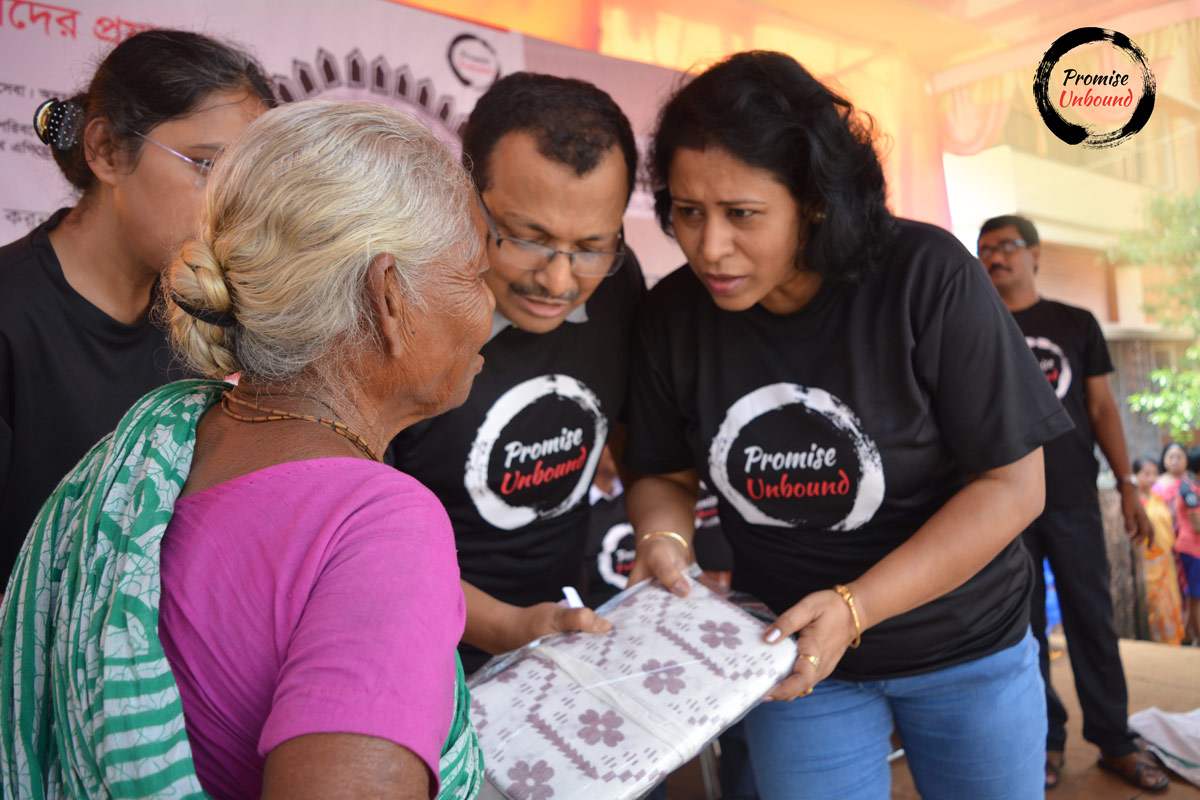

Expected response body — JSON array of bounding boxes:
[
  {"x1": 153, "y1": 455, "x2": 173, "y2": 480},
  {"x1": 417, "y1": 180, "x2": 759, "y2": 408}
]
[{"x1": 468, "y1": 572, "x2": 797, "y2": 800}]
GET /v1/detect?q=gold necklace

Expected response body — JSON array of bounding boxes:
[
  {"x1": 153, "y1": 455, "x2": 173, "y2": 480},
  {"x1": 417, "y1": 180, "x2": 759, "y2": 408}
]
[{"x1": 220, "y1": 391, "x2": 382, "y2": 462}]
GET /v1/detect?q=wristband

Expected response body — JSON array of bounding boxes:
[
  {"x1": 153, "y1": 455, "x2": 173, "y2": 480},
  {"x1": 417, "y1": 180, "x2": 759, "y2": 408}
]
[{"x1": 636, "y1": 530, "x2": 691, "y2": 562}]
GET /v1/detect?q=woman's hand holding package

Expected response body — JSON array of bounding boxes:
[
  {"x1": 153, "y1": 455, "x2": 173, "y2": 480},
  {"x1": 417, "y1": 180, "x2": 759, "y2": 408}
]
[
  {"x1": 625, "y1": 468, "x2": 701, "y2": 598},
  {"x1": 628, "y1": 533, "x2": 692, "y2": 598}
]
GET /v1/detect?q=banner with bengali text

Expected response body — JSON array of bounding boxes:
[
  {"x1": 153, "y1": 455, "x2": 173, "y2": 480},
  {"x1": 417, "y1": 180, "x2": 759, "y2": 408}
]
[{"x1": 0, "y1": 0, "x2": 524, "y2": 241}]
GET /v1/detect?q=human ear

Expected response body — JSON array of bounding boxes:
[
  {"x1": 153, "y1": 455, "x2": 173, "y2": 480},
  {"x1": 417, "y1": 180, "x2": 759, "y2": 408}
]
[
  {"x1": 82, "y1": 118, "x2": 125, "y2": 187},
  {"x1": 367, "y1": 253, "x2": 405, "y2": 358}
]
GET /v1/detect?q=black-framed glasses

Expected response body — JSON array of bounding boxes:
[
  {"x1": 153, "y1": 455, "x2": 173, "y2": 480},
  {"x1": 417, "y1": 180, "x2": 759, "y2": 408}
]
[
  {"x1": 978, "y1": 238, "x2": 1028, "y2": 260},
  {"x1": 478, "y1": 196, "x2": 626, "y2": 278},
  {"x1": 134, "y1": 131, "x2": 213, "y2": 187}
]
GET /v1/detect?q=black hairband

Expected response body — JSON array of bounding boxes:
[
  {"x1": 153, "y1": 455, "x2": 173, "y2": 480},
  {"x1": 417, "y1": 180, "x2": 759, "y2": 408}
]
[
  {"x1": 33, "y1": 99, "x2": 83, "y2": 151},
  {"x1": 170, "y1": 291, "x2": 237, "y2": 328}
]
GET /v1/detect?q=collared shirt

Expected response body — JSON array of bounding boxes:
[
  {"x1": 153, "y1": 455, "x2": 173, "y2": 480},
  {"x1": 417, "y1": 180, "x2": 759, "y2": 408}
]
[{"x1": 487, "y1": 303, "x2": 590, "y2": 343}]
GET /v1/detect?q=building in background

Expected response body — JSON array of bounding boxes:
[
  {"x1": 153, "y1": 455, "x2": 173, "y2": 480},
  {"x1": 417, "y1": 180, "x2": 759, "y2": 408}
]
[{"x1": 938, "y1": 15, "x2": 1200, "y2": 462}]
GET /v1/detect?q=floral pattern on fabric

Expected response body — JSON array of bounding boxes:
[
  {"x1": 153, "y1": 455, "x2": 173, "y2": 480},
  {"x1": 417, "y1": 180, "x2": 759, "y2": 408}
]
[
  {"x1": 507, "y1": 759, "x2": 555, "y2": 800},
  {"x1": 698, "y1": 620, "x2": 742, "y2": 649},
  {"x1": 578, "y1": 709, "x2": 626, "y2": 746},
  {"x1": 641, "y1": 660, "x2": 686, "y2": 695}
]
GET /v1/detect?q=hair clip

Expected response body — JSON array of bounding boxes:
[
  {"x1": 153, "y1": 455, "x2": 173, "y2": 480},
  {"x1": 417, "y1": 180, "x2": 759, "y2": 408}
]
[
  {"x1": 170, "y1": 290, "x2": 237, "y2": 328},
  {"x1": 33, "y1": 98, "x2": 84, "y2": 150}
]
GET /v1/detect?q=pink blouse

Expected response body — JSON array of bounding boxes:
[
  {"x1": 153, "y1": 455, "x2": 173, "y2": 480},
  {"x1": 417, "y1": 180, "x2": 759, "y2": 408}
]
[{"x1": 159, "y1": 458, "x2": 465, "y2": 800}]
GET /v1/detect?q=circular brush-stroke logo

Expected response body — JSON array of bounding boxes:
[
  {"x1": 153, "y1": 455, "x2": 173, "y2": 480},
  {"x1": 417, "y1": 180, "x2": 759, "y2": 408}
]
[{"x1": 1033, "y1": 28, "x2": 1154, "y2": 149}]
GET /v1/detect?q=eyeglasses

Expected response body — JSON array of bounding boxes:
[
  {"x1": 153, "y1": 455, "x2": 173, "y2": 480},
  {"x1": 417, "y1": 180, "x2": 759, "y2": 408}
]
[
  {"x1": 478, "y1": 197, "x2": 626, "y2": 278},
  {"x1": 134, "y1": 131, "x2": 213, "y2": 187},
  {"x1": 978, "y1": 238, "x2": 1028, "y2": 260}
]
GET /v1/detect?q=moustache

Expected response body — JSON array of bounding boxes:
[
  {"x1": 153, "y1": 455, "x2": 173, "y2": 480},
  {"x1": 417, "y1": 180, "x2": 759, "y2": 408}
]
[{"x1": 510, "y1": 280, "x2": 579, "y2": 304}]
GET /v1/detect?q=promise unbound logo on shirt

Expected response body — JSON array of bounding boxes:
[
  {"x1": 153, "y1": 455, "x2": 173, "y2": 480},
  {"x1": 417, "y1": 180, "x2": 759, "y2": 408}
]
[
  {"x1": 1026, "y1": 336, "x2": 1073, "y2": 399},
  {"x1": 741, "y1": 444, "x2": 852, "y2": 501},
  {"x1": 708, "y1": 383, "x2": 884, "y2": 531},
  {"x1": 465, "y1": 374, "x2": 607, "y2": 530}
]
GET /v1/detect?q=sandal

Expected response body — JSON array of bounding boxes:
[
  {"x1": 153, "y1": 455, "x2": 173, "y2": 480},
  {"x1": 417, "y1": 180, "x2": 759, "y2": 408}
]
[
  {"x1": 1045, "y1": 750, "x2": 1063, "y2": 790},
  {"x1": 1098, "y1": 749, "x2": 1169, "y2": 791}
]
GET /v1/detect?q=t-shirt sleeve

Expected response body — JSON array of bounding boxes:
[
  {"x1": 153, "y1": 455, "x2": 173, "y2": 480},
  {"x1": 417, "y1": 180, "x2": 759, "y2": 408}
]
[
  {"x1": 914, "y1": 260, "x2": 1074, "y2": 475},
  {"x1": 1082, "y1": 310, "x2": 1115, "y2": 377},
  {"x1": 623, "y1": 300, "x2": 694, "y2": 475},
  {"x1": 258, "y1": 483, "x2": 464, "y2": 796}
]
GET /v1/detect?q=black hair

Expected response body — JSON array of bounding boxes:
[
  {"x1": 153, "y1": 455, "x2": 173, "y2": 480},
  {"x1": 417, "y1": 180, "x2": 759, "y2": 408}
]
[
  {"x1": 979, "y1": 214, "x2": 1040, "y2": 246},
  {"x1": 1132, "y1": 456, "x2": 1155, "y2": 474},
  {"x1": 461, "y1": 72, "x2": 637, "y2": 200},
  {"x1": 53, "y1": 28, "x2": 275, "y2": 193},
  {"x1": 1160, "y1": 441, "x2": 1187, "y2": 472},
  {"x1": 648, "y1": 50, "x2": 894, "y2": 289}
]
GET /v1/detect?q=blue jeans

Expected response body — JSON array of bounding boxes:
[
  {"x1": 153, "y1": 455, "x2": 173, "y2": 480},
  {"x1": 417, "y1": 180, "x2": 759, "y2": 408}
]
[{"x1": 743, "y1": 630, "x2": 1045, "y2": 800}]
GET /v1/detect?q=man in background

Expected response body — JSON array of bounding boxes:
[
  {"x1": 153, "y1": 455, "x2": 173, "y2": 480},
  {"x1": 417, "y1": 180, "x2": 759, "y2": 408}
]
[{"x1": 979, "y1": 214, "x2": 1163, "y2": 792}]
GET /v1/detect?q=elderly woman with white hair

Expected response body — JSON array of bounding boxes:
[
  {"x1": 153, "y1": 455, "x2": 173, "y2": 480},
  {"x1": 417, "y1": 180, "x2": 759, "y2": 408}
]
[{"x1": 0, "y1": 100, "x2": 493, "y2": 800}]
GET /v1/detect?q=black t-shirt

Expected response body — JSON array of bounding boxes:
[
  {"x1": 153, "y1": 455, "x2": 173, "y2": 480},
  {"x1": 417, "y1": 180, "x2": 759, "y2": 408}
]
[
  {"x1": 623, "y1": 218, "x2": 1073, "y2": 680},
  {"x1": 584, "y1": 490, "x2": 635, "y2": 606},
  {"x1": 0, "y1": 210, "x2": 187, "y2": 584},
  {"x1": 389, "y1": 253, "x2": 645, "y2": 613},
  {"x1": 692, "y1": 484, "x2": 734, "y2": 572},
  {"x1": 1009, "y1": 299, "x2": 1113, "y2": 508}
]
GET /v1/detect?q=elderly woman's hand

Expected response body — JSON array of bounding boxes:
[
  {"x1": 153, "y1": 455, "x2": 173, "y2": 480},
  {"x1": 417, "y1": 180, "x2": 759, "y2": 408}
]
[
  {"x1": 503, "y1": 602, "x2": 612, "y2": 651},
  {"x1": 462, "y1": 580, "x2": 610, "y2": 654},
  {"x1": 759, "y1": 588, "x2": 859, "y2": 701}
]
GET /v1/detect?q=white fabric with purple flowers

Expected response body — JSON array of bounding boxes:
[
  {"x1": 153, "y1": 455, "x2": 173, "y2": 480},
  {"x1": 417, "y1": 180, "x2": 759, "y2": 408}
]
[{"x1": 469, "y1": 577, "x2": 797, "y2": 800}]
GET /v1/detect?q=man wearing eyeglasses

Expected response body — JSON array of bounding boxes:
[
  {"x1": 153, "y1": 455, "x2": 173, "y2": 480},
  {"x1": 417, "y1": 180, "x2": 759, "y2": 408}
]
[
  {"x1": 388, "y1": 73, "x2": 644, "y2": 674},
  {"x1": 978, "y1": 215, "x2": 1162, "y2": 793}
]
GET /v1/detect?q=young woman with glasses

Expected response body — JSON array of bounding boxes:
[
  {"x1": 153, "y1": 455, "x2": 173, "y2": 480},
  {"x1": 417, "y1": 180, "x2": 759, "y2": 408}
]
[{"x1": 0, "y1": 29, "x2": 274, "y2": 591}]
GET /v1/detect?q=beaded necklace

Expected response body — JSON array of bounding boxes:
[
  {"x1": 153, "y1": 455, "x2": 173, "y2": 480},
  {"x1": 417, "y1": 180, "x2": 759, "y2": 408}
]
[{"x1": 220, "y1": 391, "x2": 382, "y2": 462}]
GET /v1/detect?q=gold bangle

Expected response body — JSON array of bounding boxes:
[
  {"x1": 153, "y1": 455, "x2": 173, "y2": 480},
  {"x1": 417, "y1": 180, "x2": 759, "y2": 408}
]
[
  {"x1": 637, "y1": 530, "x2": 691, "y2": 561},
  {"x1": 833, "y1": 584, "x2": 862, "y2": 648}
]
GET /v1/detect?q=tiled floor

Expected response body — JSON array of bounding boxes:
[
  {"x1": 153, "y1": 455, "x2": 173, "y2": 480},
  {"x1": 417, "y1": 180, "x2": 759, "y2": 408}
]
[{"x1": 667, "y1": 635, "x2": 1200, "y2": 799}]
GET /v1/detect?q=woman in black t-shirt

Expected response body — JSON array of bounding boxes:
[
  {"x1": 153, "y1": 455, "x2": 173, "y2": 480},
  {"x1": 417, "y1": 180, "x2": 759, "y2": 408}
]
[
  {"x1": 0, "y1": 31, "x2": 274, "y2": 588},
  {"x1": 624, "y1": 51, "x2": 1070, "y2": 800}
]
